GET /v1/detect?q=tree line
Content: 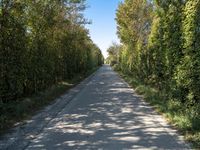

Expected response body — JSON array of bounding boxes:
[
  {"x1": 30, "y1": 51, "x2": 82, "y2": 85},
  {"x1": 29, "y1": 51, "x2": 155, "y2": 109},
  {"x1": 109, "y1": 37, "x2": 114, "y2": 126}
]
[
  {"x1": 108, "y1": 0, "x2": 200, "y2": 106},
  {"x1": 0, "y1": 0, "x2": 104, "y2": 103}
]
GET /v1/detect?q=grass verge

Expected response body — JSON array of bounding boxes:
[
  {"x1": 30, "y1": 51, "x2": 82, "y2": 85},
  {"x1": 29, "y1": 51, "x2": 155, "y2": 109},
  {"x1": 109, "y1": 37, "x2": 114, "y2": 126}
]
[
  {"x1": 0, "y1": 67, "x2": 99, "y2": 135},
  {"x1": 117, "y1": 70, "x2": 200, "y2": 149}
]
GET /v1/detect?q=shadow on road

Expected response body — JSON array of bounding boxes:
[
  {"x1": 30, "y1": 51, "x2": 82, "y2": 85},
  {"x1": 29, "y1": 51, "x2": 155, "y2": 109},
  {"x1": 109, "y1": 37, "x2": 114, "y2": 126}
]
[{"x1": 26, "y1": 66, "x2": 189, "y2": 150}]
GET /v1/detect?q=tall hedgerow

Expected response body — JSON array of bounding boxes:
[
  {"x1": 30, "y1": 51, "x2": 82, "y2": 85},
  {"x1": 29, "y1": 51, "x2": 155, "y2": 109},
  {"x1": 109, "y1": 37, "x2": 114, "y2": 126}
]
[{"x1": 175, "y1": 0, "x2": 200, "y2": 104}]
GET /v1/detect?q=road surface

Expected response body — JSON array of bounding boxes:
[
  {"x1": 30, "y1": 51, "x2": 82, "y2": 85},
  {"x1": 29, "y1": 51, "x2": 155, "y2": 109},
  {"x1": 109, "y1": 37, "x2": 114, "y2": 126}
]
[{"x1": 0, "y1": 65, "x2": 190, "y2": 150}]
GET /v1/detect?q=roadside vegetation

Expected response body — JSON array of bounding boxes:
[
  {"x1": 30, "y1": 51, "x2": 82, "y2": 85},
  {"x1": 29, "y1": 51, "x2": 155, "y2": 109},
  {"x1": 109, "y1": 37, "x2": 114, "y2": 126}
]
[
  {"x1": 0, "y1": 0, "x2": 103, "y2": 133},
  {"x1": 107, "y1": 0, "x2": 200, "y2": 148},
  {"x1": 0, "y1": 67, "x2": 98, "y2": 134}
]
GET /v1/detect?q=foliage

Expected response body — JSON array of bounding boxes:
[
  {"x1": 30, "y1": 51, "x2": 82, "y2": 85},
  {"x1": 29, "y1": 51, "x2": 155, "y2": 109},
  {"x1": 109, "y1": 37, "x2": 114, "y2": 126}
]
[
  {"x1": 116, "y1": 0, "x2": 153, "y2": 78},
  {"x1": 114, "y1": 0, "x2": 200, "y2": 148},
  {"x1": 0, "y1": 0, "x2": 104, "y2": 103},
  {"x1": 106, "y1": 42, "x2": 121, "y2": 66},
  {"x1": 115, "y1": 0, "x2": 200, "y2": 106},
  {"x1": 119, "y1": 71, "x2": 200, "y2": 148},
  {"x1": 174, "y1": 0, "x2": 200, "y2": 105},
  {"x1": 0, "y1": 66, "x2": 98, "y2": 132}
]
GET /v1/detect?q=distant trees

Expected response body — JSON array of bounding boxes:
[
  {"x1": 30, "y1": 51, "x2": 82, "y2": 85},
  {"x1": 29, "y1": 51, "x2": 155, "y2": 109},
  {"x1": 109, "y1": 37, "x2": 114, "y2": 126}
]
[
  {"x1": 106, "y1": 42, "x2": 121, "y2": 66},
  {"x1": 0, "y1": 0, "x2": 103, "y2": 102},
  {"x1": 111, "y1": 0, "x2": 200, "y2": 105}
]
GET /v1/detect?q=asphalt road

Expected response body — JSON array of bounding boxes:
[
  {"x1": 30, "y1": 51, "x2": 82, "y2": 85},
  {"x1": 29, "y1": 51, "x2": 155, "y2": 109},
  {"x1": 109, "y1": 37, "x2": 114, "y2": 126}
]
[{"x1": 1, "y1": 65, "x2": 190, "y2": 150}]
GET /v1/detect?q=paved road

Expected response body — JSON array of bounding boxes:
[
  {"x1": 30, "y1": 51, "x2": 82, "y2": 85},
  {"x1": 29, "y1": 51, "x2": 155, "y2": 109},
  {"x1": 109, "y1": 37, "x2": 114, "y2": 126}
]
[{"x1": 1, "y1": 65, "x2": 190, "y2": 150}]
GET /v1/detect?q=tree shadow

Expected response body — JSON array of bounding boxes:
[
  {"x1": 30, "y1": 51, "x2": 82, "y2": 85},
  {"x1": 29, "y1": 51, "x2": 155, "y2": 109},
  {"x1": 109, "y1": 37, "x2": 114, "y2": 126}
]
[{"x1": 26, "y1": 66, "x2": 189, "y2": 150}]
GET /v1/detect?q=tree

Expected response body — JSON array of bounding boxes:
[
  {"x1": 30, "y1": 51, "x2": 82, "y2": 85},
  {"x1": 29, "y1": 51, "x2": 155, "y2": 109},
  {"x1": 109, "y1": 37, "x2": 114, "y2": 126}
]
[
  {"x1": 0, "y1": 0, "x2": 103, "y2": 102},
  {"x1": 175, "y1": 0, "x2": 200, "y2": 104},
  {"x1": 116, "y1": 0, "x2": 153, "y2": 78},
  {"x1": 107, "y1": 42, "x2": 121, "y2": 66},
  {"x1": 0, "y1": 0, "x2": 27, "y2": 101}
]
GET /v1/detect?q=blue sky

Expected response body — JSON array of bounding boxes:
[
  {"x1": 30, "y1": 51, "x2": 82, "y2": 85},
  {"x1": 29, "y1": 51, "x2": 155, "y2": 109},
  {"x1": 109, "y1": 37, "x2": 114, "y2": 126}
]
[{"x1": 84, "y1": 0, "x2": 122, "y2": 58}]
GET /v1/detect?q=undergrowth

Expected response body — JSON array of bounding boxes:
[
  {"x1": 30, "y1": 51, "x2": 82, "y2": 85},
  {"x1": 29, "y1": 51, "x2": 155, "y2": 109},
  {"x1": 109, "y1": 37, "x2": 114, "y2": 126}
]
[
  {"x1": 0, "y1": 67, "x2": 98, "y2": 135},
  {"x1": 118, "y1": 71, "x2": 200, "y2": 149}
]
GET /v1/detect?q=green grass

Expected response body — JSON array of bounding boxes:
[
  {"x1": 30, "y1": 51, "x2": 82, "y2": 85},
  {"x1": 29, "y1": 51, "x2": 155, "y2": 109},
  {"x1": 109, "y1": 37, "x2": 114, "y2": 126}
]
[
  {"x1": 118, "y1": 71, "x2": 200, "y2": 149},
  {"x1": 0, "y1": 67, "x2": 99, "y2": 135}
]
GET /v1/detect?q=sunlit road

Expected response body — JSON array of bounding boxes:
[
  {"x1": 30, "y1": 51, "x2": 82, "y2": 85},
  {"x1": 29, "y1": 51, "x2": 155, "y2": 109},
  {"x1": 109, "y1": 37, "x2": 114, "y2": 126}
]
[{"x1": 2, "y1": 65, "x2": 190, "y2": 150}]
